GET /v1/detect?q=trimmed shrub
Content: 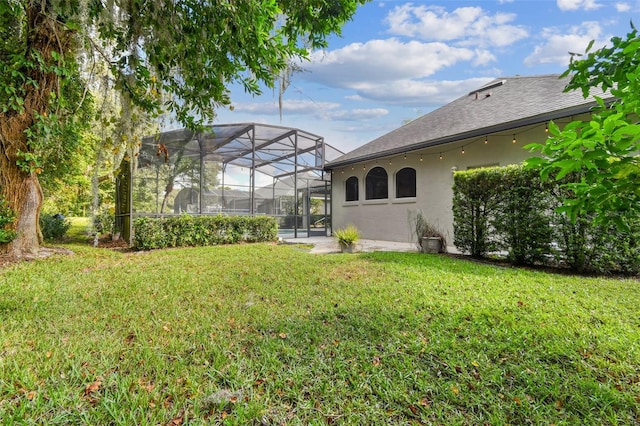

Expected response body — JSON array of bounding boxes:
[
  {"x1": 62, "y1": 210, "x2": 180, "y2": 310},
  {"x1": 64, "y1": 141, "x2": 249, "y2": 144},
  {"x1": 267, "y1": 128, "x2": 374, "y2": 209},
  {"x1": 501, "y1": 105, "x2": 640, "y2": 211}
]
[
  {"x1": 133, "y1": 216, "x2": 168, "y2": 250},
  {"x1": 452, "y1": 167, "x2": 503, "y2": 257},
  {"x1": 245, "y1": 215, "x2": 279, "y2": 242},
  {"x1": 452, "y1": 165, "x2": 640, "y2": 275},
  {"x1": 40, "y1": 214, "x2": 71, "y2": 241},
  {"x1": 587, "y1": 218, "x2": 640, "y2": 275},
  {"x1": 493, "y1": 165, "x2": 553, "y2": 265},
  {"x1": 132, "y1": 215, "x2": 278, "y2": 250},
  {"x1": 551, "y1": 210, "x2": 640, "y2": 275}
]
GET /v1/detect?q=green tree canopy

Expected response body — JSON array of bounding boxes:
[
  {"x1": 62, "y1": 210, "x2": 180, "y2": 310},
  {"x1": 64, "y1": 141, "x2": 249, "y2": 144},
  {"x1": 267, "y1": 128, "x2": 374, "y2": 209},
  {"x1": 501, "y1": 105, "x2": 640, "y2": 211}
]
[
  {"x1": 0, "y1": 0, "x2": 367, "y2": 257},
  {"x1": 525, "y1": 24, "x2": 640, "y2": 230}
]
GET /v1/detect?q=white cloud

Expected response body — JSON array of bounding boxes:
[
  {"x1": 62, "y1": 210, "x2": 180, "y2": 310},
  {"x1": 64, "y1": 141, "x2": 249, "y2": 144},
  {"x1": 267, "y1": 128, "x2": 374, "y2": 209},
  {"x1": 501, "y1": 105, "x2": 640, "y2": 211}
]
[
  {"x1": 478, "y1": 67, "x2": 504, "y2": 77},
  {"x1": 557, "y1": 0, "x2": 602, "y2": 11},
  {"x1": 305, "y1": 39, "x2": 478, "y2": 86},
  {"x1": 232, "y1": 99, "x2": 388, "y2": 122},
  {"x1": 472, "y1": 49, "x2": 497, "y2": 66},
  {"x1": 292, "y1": 37, "x2": 499, "y2": 107},
  {"x1": 615, "y1": 2, "x2": 631, "y2": 12},
  {"x1": 344, "y1": 94, "x2": 365, "y2": 101},
  {"x1": 524, "y1": 21, "x2": 608, "y2": 66},
  {"x1": 233, "y1": 99, "x2": 340, "y2": 115},
  {"x1": 351, "y1": 77, "x2": 495, "y2": 107},
  {"x1": 385, "y1": 4, "x2": 528, "y2": 47},
  {"x1": 321, "y1": 108, "x2": 389, "y2": 121}
]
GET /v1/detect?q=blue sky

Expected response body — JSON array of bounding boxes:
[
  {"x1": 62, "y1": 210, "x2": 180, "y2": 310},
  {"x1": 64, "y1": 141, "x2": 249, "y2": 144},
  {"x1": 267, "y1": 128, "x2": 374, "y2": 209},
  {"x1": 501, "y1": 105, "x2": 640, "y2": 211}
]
[{"x1": 214, "y1": 0, "x2": 638, "y2": 157}]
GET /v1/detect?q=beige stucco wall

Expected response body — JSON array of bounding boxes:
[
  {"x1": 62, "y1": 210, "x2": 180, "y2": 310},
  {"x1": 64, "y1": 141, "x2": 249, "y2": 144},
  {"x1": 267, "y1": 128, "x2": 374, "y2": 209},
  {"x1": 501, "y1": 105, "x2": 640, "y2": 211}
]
[{"x1": 330, "y1": 122, "x2": 557, "y2": 245}]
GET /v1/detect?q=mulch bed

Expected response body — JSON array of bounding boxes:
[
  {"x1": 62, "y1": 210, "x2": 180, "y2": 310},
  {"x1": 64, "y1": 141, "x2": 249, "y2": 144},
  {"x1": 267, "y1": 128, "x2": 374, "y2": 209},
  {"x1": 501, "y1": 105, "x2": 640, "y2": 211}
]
[
  {"x1": 94, "y1": 237, "x2": 130, "y2": 250},
  {"x1": 0, "y1": 246, "x2": 76, "y2": 268}
]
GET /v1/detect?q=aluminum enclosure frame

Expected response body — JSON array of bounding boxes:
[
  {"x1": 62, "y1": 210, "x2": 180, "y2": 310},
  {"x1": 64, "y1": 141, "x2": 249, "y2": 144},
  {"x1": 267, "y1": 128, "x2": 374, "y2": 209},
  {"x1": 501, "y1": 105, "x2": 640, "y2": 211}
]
[{"x1": 117, "y1": 123, "x2": 343, "y2": 242}]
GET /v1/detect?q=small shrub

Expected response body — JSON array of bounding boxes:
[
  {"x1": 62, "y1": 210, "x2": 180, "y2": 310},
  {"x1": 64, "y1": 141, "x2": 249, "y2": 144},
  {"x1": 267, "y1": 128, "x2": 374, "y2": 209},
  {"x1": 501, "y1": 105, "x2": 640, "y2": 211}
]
[
  {"x1": 93, "y1": 206, "x2": 115, "y2": 236},
  {"x1": 132, "y1": 217, "x2": 168, "y2": 250},
  {"x1": 40, "y1": 214, "x2": 71, "y2": 241},
  {"x1": 335, "y1": 224, "x2": 360, "y2": 247},
  {"x1": 0, "y1": 197, "x2": 16, "y2": 243},
  {"x1": 245, "y1": 216, "x2": 278, "y2": 242},
  {"x1": 0, "y1": 228, "x2": 16, "y2": 244}
]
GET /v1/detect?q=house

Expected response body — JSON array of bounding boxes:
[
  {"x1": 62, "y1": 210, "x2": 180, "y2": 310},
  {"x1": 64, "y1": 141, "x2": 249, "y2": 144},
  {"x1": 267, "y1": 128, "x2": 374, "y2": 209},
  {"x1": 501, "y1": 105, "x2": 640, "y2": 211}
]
[{"x1": 325, "y1": 74, "x2": 611, "y2": 245}]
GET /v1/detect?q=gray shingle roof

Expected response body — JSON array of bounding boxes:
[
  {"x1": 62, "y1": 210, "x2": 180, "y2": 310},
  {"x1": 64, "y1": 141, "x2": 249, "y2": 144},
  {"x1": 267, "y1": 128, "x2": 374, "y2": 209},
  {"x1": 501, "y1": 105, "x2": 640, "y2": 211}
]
[{"x1": 326, "y1": 74, "x2": 610, "y2": 168}]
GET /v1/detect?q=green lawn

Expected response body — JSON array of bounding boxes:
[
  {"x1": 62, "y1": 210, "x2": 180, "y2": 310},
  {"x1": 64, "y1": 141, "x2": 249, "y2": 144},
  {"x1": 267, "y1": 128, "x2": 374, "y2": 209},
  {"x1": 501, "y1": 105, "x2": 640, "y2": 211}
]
[{"x1": 1, "y1": 237, "x2": 638, "y2": 424}]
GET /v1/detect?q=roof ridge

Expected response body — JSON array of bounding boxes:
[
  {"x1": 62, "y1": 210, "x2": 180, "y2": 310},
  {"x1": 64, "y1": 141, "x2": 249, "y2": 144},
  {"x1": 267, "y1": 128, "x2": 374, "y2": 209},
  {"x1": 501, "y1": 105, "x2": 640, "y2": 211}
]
[{"x1": 500, "y1": 73, "x2": 563, "y2": 79}]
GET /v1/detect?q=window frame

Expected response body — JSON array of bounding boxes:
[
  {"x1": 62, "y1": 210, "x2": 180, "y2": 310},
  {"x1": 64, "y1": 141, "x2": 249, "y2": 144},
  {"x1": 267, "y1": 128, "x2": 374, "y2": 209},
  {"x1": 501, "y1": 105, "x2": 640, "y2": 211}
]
[
  {"x1": 365, "y1": 166, "x2": 389, "y2": 200},
  {"x1": 395, "y1": 167, "x2": 416, "y2": 199},
  {"x1": 345, "y1": 176, "x2": 359, "y2": 202}
]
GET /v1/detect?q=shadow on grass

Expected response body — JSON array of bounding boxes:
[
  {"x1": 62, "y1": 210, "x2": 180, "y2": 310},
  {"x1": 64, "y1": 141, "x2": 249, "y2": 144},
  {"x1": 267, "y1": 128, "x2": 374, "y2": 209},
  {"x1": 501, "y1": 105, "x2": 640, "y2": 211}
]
[
  {"x1": 357, "y1": 250, "x2": 619, "y2": 280},
  {"x1": 357, "y1": 250, "x2": 517, "y2": 279},
  {"x1": 209, "y1": 301, "x2": 640, "y2": 425}
]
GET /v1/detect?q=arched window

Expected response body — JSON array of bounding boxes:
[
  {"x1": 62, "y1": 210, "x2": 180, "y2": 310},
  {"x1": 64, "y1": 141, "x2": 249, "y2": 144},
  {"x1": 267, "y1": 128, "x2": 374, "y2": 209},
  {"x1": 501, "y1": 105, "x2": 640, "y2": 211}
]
[
  {"x1": 396, "y1": 167, "x2": 416, "y2": 198},
  {"x1": 345, "y1": 176, "x2": 359, "y2": 202},
  {"x1": 365, "y1": 167, "x2": 388, "y2": 200}
]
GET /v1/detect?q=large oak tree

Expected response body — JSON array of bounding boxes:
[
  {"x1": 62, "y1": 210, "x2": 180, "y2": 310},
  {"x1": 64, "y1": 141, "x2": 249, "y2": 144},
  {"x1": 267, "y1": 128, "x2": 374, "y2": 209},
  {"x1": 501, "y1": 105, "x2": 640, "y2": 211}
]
[{"x1": 0, "y1": 0, "x2": 366, "y2": 257}]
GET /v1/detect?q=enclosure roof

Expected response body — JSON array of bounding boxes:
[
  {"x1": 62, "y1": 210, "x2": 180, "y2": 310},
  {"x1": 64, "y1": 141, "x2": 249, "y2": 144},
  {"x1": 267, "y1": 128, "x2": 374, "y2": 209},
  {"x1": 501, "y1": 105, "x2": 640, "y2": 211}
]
[
  {"x1": 326, "y1": 74, "x2": 613, "y2": 168},
  {"x1": 140, "y1": 123, "x2": 343, "y2": 180}
]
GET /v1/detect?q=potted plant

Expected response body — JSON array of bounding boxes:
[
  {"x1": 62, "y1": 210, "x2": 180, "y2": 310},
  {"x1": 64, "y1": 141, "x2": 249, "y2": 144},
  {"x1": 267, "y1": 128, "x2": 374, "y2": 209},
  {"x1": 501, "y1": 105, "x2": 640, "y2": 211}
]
[
  {"x1": 334, "y1": 224, "x2": 360, "y2": 253},
  {"x1": 413, "y1": 211, "x2": 447, "y2": 254}
]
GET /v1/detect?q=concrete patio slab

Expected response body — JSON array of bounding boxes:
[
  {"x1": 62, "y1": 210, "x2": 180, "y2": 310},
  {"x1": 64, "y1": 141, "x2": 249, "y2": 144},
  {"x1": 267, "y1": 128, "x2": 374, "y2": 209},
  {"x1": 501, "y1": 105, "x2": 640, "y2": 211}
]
[{"x1": 282, "y1": 236, "x2": 418, "y2": 254}]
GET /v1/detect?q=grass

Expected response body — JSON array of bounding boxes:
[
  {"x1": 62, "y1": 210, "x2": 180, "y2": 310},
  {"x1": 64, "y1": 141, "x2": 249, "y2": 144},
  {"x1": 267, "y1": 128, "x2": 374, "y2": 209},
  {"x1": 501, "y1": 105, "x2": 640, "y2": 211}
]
[
  {"x1": 0, "y1": 230, "x2": 639, "y2": 424},
  {"x1": 65, "y1": 217, "x2": 92, "y2": 242}
]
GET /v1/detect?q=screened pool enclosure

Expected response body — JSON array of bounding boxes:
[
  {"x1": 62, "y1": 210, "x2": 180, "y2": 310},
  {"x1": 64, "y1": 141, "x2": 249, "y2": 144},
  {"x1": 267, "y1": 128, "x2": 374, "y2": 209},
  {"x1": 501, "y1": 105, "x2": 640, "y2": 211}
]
[{"x1": 115, "y1": 123, "x2": 343, "y2": 243}]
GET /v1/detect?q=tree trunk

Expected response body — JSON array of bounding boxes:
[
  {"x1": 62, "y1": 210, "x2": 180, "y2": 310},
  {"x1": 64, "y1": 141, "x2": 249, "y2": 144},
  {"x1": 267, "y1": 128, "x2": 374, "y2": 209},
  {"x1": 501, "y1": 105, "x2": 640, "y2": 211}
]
[
  {"x1": 160, "y1": 180, "x2": 174, "y2": 214},
  {"x1": 0, "y1": 122, "x2": 44, "y2": 256},
  {"x1": 0, "y1": 3, "x2": 73, "y2": 257},
  {"x1": 5, "y1": 181, "x2": 43, "y2": 257}
]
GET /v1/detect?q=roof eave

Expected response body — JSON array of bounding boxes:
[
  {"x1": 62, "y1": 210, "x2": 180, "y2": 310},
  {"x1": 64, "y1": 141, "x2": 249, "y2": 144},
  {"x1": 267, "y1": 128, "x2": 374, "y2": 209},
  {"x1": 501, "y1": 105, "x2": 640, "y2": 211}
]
[{"x1": 324, "y1": 101, "x2": 604, "y2": 170}]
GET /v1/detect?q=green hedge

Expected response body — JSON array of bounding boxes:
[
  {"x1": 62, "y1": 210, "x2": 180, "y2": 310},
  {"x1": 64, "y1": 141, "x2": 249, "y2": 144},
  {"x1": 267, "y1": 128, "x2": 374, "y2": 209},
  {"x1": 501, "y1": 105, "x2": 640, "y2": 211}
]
[
  {"x1": 492, "y1": 166, "x2": 553, "y2": 265},
  {"x1": 452, "y1": 167, "x2": 504, "y2": 257},
  {"x1": 453, "y1": 164, "x2": 640, "y2": 275},
  {"x1": 132, "y1": 215, "x2": 278, "y2": 250}
]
